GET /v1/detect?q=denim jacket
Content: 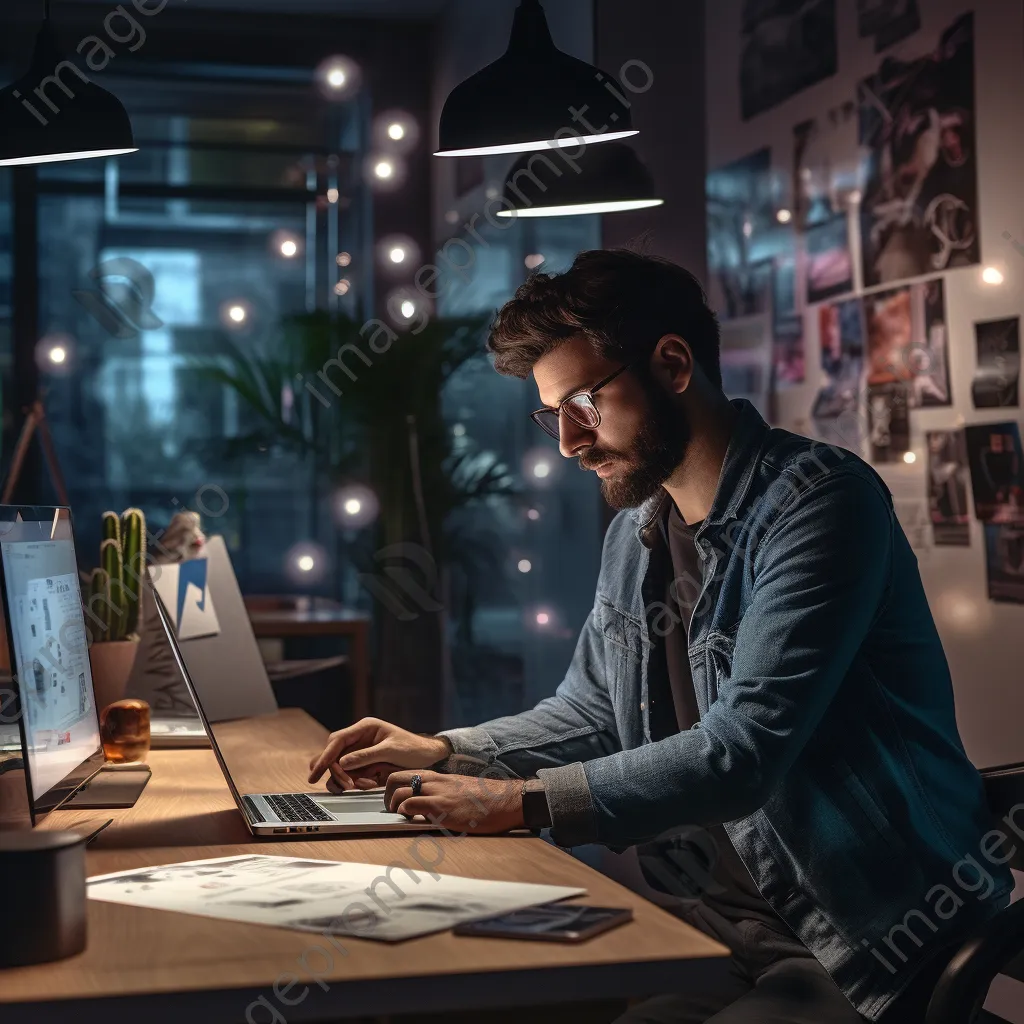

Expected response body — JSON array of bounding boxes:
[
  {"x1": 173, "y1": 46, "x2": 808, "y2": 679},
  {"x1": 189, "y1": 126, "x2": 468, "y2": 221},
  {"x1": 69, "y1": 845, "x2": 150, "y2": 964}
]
[{"x1": 441, "y1": 400, "x2": 1011, "y2": 1019}]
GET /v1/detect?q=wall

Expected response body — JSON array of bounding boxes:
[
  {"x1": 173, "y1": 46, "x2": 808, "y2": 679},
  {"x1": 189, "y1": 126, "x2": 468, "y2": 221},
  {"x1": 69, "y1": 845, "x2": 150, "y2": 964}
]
[
  {"x1": 596, "y1": 0, "x2": 708, "y2": 280},
  {"x1": 706, "y1": 0, "x2": 1024, "y2": 773}
]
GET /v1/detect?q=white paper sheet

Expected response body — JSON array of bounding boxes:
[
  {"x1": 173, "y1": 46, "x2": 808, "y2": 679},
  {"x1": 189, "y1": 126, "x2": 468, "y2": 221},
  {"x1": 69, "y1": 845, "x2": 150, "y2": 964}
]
[{"x1": 87, "y1": 854, "x2": 586, "y2": 941}]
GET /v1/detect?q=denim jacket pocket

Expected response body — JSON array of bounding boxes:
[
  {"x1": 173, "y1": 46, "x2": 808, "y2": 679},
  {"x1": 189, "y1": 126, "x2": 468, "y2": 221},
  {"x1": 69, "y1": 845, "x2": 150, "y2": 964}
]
[
  {"x1": 597, "y1": 600, "x2": 645, "y2": 656},
  {"x1": 832, "y1": 757, "x2": 908, "y2": 859}
]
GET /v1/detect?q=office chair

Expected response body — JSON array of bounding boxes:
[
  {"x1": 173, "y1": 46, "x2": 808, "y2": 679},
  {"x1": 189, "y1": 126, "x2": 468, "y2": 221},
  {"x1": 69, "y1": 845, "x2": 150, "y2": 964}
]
[
  {"x1": 924, "y1": 896, "x2": 1024, "y2": 1023},
  {"x1": 925, "y1": 765, "x2": 1024, "y2": 1024}
]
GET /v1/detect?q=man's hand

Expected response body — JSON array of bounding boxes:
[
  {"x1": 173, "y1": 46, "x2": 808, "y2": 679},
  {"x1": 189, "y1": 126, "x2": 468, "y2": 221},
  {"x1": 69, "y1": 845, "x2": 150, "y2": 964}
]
[
  {"x1": 308, "y1": 718, "x2": 451, "y2": 792},
  {"x1": 384, "y1": 770, "x2": 525, "y2": 834}
]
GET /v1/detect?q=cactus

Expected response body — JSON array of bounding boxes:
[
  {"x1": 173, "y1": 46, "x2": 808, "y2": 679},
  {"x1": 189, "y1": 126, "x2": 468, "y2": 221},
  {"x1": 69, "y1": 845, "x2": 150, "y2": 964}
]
[
  {"x1": 88, "y1": 509, "x2": 147, "y2": 643},
  {"x1": 120, "y1": 508, "x2": 146, "y2": 635}
]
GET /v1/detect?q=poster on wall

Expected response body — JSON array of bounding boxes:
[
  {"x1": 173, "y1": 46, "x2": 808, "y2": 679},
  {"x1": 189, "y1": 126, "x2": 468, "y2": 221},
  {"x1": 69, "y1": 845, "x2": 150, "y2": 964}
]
[
  {"x1": 857, "y1": 0, "x2": 921, "y2": 53},
  {"x1": 772, "y1": 313, "x2": 805, "y2": 388},
  {"x1": 984, "y1": 525, "x2": 1024, "y2": 604},
  {"x1": 864, "y1": 279, "x2": 951, "y2": 408},
  {"x1": 805, "y1": 213, "x2": 854, "y2": 304},
  {"x1": 858, "y1": 13, "x2": 979, "y2": 289},
  {"x1": 740, "y1": 0, "x2": 838, "y2": 121},
  {"x1": 971, "y1": 317, "x2": 1021, "y2": 409},
  {"x1": 926, "y1": 430, "x2": 971, "y2": 546},
  {"x1": 964, "y1": 422, "x2": 1024, "y2": 524},
  {"x1": 813, "y1": 297, "x2": 864, "y2": 453},
  {"x1": 867, "y1": 382, "x2": 910, "y2": 463},
  {"x1": 792, "y1": 102, "x2": 858, "y2": 231},
  {"x1": 707, "y1": 148, "x2": 779, "y2": 320},
  {"x1": 720, "y1": 317, "x2": 773, "y2": 417}
]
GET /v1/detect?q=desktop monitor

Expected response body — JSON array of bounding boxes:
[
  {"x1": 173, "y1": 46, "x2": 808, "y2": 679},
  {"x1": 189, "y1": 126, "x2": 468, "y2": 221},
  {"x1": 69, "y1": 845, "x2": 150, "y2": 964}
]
[{"x1": 0, "y1": 506, "x2": 104, "y2": 821}]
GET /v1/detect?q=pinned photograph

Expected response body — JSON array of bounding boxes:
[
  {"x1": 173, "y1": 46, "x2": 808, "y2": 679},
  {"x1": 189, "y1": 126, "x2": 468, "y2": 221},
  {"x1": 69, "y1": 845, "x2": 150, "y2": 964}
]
[
  {"x1": 926, "y1": 430, "x2": 970, "y2": 546},
  {"x1": 964, "y1": 423, "x2": 1024, "y2": 524},
  {"x1": 864, "y1": 279, "x2": 950, "y2": 408},
  {"x1": 720, "y1": 318, "x2": 773, "y2": 417},
  {"x1": 971, "y1": 317, "x2": 1020, "y2": 409},
  {"x1": 814, "y1": 298, "x2": 865, "y2": 452},
  {"x1": 984, "y1": 525, "x2": 1024, "y2": 604},
  {"x1": 740, "y1": 0, "x2": 838, "y2": 121},
  {"x1": 805, "y1": 213, "x2": 854, "y2": 305},
  {"x1": 857, "y1": 0, "x2": 921, "y2": 52},
  {"x1": 858, "y1": 13, "x2": 979, "y2": 287},
  {"x1": 792, "y1": 102, "x2": 858, "y2": 232},
  {"x1": 867, "y1": 382, "x2": 910, "y2": 463},
  {"x1": 773, "y1": 313, "x2": 805, "y2": 388},
  {"x1": 706, "y1": 149, "x2": 781, "y2": 321}
]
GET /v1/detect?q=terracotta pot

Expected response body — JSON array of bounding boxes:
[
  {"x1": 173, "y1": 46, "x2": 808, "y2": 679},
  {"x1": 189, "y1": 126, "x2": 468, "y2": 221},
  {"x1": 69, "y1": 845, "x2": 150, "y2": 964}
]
[{"x1": 88, "y1": 640, "x2": 140, "y2": 714}]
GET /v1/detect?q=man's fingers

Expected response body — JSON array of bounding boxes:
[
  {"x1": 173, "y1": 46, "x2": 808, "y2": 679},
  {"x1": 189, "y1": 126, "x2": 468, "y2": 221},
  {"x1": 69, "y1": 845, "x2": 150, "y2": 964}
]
[
  {"x1": 308, "y1": 719, "x2": 380, "y2": 783},
  {"x1": 345, "y1": 762, "x2": 394, "y2": 787},
  {"x1": 387, "y1": 786, "x2": 414, "y2": 812},
  {"x1": 394, "y1": 796, "x2": 432, "y2": 818},
  {"x1": 382, "y1": 770, "x2": 434, "y2": 811},
  {"x1": 337, "y1": 743, "x2": 393, "y2": 772},
  {"x1": 328, "y1": 763, "x2": 355, "y2": 790}
]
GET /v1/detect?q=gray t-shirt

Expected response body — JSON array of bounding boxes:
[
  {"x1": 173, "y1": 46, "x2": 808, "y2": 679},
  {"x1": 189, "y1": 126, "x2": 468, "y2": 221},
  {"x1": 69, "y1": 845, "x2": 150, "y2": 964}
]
[{"x1": 657, "y1": 504, "x2": 796, "y2": 932}]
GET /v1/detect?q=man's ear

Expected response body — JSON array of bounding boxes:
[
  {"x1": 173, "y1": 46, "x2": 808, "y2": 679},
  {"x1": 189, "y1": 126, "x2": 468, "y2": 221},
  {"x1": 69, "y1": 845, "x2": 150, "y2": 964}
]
[{"x1": 652, "y1": 334, "x2": 695, "y2": 395}]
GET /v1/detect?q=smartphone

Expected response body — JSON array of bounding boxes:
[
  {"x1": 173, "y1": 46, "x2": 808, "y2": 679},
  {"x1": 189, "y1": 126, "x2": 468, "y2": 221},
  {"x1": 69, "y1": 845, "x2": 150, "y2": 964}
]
[{"x1": 453, "y1": 903, "x2": 633, "y2": 942}]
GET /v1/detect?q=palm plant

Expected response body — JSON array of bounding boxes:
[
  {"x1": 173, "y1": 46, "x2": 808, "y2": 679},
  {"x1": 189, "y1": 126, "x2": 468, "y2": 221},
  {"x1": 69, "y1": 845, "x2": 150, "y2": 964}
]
[{"x1": 199, "y1": 312, "x2": 517, "y2": 729}]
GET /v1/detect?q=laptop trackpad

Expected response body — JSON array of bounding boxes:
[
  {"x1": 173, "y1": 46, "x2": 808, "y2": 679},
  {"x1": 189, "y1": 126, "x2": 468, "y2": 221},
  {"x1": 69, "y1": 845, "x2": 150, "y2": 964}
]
[{"x1": 316, "y1": 792, "x2": 413, "y2": 824}]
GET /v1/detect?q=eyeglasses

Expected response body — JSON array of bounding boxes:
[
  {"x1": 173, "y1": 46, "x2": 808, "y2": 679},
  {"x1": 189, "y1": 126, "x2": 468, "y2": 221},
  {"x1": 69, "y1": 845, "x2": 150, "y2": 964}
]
[{"x1": 530, "y1": 364, "x2": 631, "y2": 441}]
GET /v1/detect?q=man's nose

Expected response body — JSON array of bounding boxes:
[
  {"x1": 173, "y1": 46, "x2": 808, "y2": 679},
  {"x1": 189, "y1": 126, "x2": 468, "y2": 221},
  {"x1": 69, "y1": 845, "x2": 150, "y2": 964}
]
[{"x1": 558, "y1": 413, "x2": 595, "y2": 458}]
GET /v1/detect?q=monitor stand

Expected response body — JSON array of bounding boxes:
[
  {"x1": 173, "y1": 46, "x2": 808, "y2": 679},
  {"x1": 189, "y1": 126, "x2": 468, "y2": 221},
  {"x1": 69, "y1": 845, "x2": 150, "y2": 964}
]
[{"x1": 62, "y1": 766, "x2": 152, "y2": 810}]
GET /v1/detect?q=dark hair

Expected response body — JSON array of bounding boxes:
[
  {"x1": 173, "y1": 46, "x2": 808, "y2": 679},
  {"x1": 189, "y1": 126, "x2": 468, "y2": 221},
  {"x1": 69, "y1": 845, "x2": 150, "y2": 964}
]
[{"x1": 487, "y1": 248, "x2": 722, "y2": 388}]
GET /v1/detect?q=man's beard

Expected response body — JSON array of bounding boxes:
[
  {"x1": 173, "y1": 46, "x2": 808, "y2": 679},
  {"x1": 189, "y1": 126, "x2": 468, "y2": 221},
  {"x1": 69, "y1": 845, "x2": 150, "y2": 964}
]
[{"x1": 579, "y1": 382, "x2": 690, "y2": 510}]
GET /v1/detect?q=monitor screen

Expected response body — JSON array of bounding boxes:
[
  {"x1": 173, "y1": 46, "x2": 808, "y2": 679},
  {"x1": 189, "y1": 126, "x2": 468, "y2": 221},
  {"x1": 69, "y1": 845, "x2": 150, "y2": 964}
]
[{"x1": 0, "y1": 508, "x2": 102, "y2": 810}]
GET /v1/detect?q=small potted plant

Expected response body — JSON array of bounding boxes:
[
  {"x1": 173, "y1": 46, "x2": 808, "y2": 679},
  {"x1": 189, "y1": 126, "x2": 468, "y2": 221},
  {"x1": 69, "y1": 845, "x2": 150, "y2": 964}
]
[{"x1": 86, "y1": 508, "x2": 146, "y2": 713}]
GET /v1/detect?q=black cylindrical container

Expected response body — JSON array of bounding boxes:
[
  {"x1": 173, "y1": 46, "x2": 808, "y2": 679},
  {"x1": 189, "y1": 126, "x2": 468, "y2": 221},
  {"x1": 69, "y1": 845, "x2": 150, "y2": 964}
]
[{"x1": 0, "y1": 830, "x2": 88, "y2": 967}]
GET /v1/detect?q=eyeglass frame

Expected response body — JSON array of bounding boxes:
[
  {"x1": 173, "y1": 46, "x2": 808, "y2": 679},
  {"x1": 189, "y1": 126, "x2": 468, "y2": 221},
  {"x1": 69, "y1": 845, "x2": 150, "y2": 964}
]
[{"x1": 529, "y1": 362, "x2": 633, "y2": 441}]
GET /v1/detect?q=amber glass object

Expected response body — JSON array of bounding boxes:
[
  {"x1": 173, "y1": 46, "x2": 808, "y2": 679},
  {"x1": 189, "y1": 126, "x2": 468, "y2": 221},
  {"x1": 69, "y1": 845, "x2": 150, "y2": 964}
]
[{"x1": 100, "y1": 699, "x2": 151, "y2": 764}]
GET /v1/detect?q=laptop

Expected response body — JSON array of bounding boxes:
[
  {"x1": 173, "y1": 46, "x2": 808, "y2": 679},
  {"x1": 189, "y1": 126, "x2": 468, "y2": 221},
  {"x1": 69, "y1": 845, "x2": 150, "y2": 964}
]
[
  {"x1": 148, "y1": 576, "x2": 437, "y2": 836},
  {"x1": 0, "y1": 506, "x2": 107, "y2": 822}
]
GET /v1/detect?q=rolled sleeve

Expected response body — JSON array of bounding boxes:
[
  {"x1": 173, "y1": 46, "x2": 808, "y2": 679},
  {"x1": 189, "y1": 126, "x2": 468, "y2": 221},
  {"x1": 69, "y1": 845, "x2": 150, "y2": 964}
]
[
  {"x1": 537, "y1": 763, "x2": 599, "y2": 847},
  {"x1": 435, "y1": 725, "x2": 499, "y2": 763}
]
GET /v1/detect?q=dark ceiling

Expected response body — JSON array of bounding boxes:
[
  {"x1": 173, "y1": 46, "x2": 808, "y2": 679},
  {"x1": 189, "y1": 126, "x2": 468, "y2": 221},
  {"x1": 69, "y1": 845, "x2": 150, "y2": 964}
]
[{"x1": 57, "y1": 0, "x2": 449, "y2": 16}]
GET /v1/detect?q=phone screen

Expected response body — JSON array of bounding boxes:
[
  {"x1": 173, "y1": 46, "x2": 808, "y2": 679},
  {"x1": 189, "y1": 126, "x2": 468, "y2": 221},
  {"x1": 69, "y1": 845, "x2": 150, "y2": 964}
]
[{"x1": 454, "y1": 903, "x2": 632, "y2": 942}]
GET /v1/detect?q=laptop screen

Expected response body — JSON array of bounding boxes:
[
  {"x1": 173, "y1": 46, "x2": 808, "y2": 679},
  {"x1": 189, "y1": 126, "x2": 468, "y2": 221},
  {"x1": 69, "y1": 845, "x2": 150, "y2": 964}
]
[{"x1": 0, "y1": 508, "x2": 103, "y2": 810}]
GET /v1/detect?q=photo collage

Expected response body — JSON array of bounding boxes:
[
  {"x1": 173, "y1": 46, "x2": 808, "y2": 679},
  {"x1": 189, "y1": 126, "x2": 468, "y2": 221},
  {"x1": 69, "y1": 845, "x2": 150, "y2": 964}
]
[{"x1": 711, "y1": 9, "x2": 1022, "y2": 603}]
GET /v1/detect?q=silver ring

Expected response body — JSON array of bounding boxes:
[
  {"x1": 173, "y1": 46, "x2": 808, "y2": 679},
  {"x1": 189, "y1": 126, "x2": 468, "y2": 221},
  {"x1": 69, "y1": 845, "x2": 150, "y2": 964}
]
[{"x1": 410, "y1": 774, "x2": 422, "y2": 796}]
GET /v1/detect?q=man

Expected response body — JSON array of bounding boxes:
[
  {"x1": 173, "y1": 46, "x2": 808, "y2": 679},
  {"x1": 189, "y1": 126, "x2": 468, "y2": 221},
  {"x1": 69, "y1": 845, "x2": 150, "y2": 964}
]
[{"x1": 309, "y1": 250, "x2": 1010, "y2": 1022}]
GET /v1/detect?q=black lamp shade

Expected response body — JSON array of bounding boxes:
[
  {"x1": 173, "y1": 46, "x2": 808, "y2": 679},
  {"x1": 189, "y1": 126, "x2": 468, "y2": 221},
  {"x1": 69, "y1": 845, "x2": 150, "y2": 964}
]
[
  {"x1": 0, "y1": 23, "x2": 136, "y2": 167},
  {"x1": 499, "y1": 142, "x2": 664, "y2": 218},
  {"x1": 437, "y1": 0, "x2": 636, "y2": 157}
]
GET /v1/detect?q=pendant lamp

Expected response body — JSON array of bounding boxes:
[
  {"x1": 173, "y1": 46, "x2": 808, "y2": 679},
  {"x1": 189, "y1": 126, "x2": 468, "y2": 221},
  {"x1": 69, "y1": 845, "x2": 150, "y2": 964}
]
[
  {"x1": 0, "y1": 1, "x2": 136, "y2": 167},
  {"x1": 436, "y1": 0, "x2": 638, "y2": 158},
  {"x1": 498, "y1": 142, "x2": 664, "y2": 218}
]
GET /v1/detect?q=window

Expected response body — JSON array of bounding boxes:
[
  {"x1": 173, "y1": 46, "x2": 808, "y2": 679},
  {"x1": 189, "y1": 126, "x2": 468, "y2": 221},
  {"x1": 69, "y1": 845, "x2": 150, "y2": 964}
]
[
  {"x1": 35, "y1": 69, "x2": 372, "y2": 589},
  {"x1": 439, "y1": 206, "x2": 603, "y2": 723}
]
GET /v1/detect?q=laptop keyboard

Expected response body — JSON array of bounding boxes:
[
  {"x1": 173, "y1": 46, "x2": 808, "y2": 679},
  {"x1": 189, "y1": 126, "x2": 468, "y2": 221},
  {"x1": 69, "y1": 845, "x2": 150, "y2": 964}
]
[{"x1": 264, "y1": 793, "x2": 335, "y2": 822}]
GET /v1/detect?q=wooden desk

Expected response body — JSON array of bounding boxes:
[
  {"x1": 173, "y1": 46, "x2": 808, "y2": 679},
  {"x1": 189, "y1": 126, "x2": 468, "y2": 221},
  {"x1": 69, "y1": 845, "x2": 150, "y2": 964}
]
[
  {"x1": 3, "y1": 710, "x2": 728, "y2": 1023},
  {"x1": 245, "y1": 598, "x2": 371, "y2": 721}
]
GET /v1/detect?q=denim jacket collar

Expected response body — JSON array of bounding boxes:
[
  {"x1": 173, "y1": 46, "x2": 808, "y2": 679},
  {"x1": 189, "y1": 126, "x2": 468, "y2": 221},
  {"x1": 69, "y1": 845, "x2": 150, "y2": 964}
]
[{"x1": 631, "y1": 399, "x2": 772, "y2": 547}]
